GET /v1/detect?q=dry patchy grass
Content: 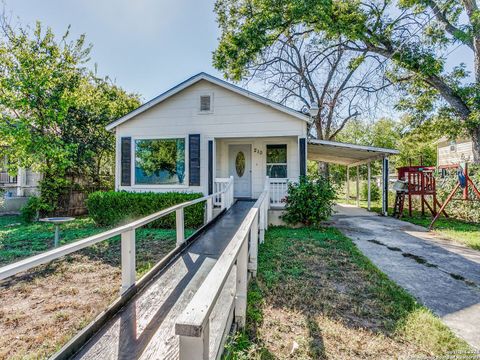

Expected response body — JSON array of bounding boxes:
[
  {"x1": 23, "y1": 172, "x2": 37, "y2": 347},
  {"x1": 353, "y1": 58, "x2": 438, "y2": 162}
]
[
  {"x1": 225, "y1": 227, "x2": 470, "y2": 359},
  {"x1": 0, "y1": 254, "x2": 120, "y2": 360},
  {"x1": 0, "y1": 216, "x2": 181, "y2": 360}
]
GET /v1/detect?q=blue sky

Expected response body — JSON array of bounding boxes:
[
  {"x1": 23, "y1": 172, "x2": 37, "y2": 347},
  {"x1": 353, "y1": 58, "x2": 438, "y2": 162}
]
[
  {"x1": 4, "y1": 0, "x2": 223, "y2": 100},
  {"x1": 3, "y1": 0, "x2": 473, "y2": 107}
]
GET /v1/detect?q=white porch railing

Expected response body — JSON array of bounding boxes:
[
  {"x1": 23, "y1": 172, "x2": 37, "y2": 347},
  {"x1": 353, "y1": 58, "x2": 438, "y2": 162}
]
[
  {"x1": 0, "y1": 185, "x2": 235, "y2": 294},
  {"x1": 213, "y1": 176, "x2": 234, "y2": 208},
  {"x1": 0, "y1": 171, "x2": 17, "y2": 184},
  {"x1": 175, "y1": 178, "x2": 270, "y2": 360},
  {"x1": 268, "y1": 178, "x2": 297, "y2": 207}
]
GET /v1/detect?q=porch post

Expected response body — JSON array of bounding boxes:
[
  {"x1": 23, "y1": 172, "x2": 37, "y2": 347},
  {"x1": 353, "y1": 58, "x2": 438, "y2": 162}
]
[
  {"x1": 299, "y1": 138, "x2": 307, "y2": 178},
  {"x1": 367, "y1": 161, "x2": 371, "y2": 211},
  {"x1": 382, "y1": 157, "x2": 389, "y2": 216},
  {"x1": 356, "y1": 166, "x2": 360, "y2": 207},
  {"x1": 346, "y1": 166, "x2": 350, "y2": 203},
  {"x1": 16, "y1": 167, "x2": 26, "y2": 197}
]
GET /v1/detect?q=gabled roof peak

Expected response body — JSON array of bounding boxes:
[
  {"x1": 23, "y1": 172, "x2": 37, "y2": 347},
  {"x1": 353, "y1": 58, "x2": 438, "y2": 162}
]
[{"x1": 106, "y1": 72, "x2": 311, "y2": 131}]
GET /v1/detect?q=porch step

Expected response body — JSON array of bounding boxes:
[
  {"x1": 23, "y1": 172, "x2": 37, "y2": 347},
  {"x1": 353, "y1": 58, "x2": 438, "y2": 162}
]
[{"x1": 72, "y1": 201, "x2": 254, "y2": 360}]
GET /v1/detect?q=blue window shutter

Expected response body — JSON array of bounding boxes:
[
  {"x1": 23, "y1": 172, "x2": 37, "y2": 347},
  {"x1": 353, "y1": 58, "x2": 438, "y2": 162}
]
[
  {"x1": 299, "y1": 138, "x2": 306, "y2": 177},
  {"x1": 208, "y1": 140, "x2": 213, "y2": 194},
  {"x1": 121, "y1": 137, "x2": 131, "y2": 186},
  {"x1": 189, "y1": 134, "x2": 201, "y2": 186}
]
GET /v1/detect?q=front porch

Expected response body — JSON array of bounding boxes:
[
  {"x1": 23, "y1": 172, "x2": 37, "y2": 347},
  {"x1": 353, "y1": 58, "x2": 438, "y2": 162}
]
[
  {"x1": 212, "y1": 136, "x2": 301, "y2": 206},
  {"x1": 214, "y1": 176, "x2": 293, "y2": 211},
  {"x1": 213, "y1": 138, "x2": 399, "y2": 214}
]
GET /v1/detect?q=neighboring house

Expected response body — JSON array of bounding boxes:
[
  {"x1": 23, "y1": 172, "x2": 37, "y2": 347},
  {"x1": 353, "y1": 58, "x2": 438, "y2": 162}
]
[
  {"x1": 106, "y1": 73, "x2": 397, "y2": 212},
  {"x1": 437, "y1": 136, "x2": 474, "y2": 166},
  {"x1": 1, "y1": 156, "x2": 41, "y2": 213},
  {"x1": 0, "y1": 157, "x2": 40, "y2": 197}
]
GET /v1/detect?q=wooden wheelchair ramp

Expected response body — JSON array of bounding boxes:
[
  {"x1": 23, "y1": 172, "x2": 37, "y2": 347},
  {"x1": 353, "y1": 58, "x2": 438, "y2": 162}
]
[{"x1": 72, "y1": 201, "x2": 254, "y2": 360}]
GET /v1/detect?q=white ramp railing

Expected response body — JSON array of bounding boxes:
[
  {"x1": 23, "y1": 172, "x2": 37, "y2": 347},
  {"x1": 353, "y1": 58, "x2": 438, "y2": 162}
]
[
  {"x1": 175, "y1": 178, "x2": 270, "y2": 360},
  {"x1": 213, "y1": 176, "x2": 234, "y2": 208},
  {"x1": 0, "y1": 185, "x2": 235, "y2": 295}
]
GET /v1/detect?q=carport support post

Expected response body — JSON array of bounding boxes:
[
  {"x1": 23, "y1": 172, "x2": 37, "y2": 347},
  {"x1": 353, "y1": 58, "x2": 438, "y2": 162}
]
[
  {"x1": 382, "y1": 157, "x2": 389, "y2": 216},
  {"x1": 356, "y1": 166, "x2": 360, "y2": 207},
  {"x1": 367, "y1": 161, "x2": 371, "y2": 211},
  {"x1": 346, "y1": 166, "x2": 350, "y2": 203}
]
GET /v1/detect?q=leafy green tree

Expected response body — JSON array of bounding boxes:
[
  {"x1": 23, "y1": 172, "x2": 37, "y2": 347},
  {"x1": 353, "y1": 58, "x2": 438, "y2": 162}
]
[
  {"x1": 213, "y1": 0, "x2": 480, "y2": 162},
  {"x1": 0, "y1": 18, "x2": 140, "y2": 212},
  {"x1": 328, "y1": 117, "x2": 436, "y2": 185},
  {"x1": 396, "y1": 121, "x2": 437, "y2": 167}
]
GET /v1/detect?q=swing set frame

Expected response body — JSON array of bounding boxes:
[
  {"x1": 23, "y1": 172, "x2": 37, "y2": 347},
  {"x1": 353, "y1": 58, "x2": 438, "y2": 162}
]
[{"x1": 429, "y1": 163, "x2": 480, "y2": 230}]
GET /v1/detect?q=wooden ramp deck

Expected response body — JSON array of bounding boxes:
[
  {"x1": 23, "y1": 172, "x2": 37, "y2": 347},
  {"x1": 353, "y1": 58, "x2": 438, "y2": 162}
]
[{"x1": 72, "y1": 201, "x2": 254, "y2": 360}]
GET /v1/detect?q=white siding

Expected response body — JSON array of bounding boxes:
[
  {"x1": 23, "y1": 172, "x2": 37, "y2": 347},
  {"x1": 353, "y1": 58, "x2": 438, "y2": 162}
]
[
  {"x1": 437, "y1": 138, "x2": 474, "y2": 166},
  {"x1": 115, "y1": 80, "x2": 306, "y2": 196}
]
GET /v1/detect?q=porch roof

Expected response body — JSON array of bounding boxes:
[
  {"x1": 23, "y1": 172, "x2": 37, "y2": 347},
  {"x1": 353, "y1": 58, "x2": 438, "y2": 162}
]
[{"x1": 307, "y1": 139, "x2": 399, "y2": 167}]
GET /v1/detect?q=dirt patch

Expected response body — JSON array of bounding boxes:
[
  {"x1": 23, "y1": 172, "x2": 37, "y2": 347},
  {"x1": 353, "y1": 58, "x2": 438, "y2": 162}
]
[
  {"x1": 256, "y1": 305, "x2": 423, "y2": 360},
  {"x1": 386, "y1": 246, "x2": 402, "y2": 252},
  {"x1": 401, "y1": 252, "x2": 437, "y2": 267},
  {"x1": 0, "y1": 254, "x2": 120, "y2": 360},
  {"x1": 255, "y1": 243, "x2": 425, "y2": 359},
  {"x1": 367, "y1": 239, "x2": 401, "y2": 252},
  {"x1": 0, "y1": 231, "x2": 176, "y2": 360}
]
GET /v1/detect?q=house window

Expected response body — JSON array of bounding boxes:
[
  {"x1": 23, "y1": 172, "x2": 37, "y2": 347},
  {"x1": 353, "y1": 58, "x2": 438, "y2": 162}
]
[
  {"x1": 200, "y1": 95, "x2": 211, "y2": 112},
  {"x1": 266, "y1": 144, "x2": 287, "y2": 178},
  {"x1": 135, "y1": 138, "x2": 185, "y2": 185},
  {"x1": 449, "y1": 140, "x2": 457, "y2": 152}
]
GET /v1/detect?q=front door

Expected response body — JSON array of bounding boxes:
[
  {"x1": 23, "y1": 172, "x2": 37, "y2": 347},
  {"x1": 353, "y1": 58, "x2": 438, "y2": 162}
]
[{"x1": 229, "y1": 144, "x2": 252, "y2": 198}]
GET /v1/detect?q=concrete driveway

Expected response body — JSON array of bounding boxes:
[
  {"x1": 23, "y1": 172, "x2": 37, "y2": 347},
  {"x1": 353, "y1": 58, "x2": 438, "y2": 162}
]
[{"x1": 332, "y1": 204, "x2": 480, "y2": 349}]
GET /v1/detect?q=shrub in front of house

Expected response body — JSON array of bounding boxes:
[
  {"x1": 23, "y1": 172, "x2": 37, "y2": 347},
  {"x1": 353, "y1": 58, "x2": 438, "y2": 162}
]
[
  {"x1": 21, "y1": 196, "x2": 54, "y2": 222},
  {"x1": 281, "y1": 177, "x2": 336, "y2": 228},
  {"x1": 86, "y1": 191, "x2": 205, "y2": 228}
]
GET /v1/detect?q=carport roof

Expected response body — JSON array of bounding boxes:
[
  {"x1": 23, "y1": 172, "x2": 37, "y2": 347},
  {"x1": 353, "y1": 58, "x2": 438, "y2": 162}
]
[{"x1": 307, "y1": 139, "x2": 399, "y2": 167}]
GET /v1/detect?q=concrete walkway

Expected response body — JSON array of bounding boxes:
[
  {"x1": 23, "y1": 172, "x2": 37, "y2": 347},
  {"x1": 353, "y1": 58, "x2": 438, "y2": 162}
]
[{"x1": 332, "y1": 204, "x2": 480, "y2": 349}]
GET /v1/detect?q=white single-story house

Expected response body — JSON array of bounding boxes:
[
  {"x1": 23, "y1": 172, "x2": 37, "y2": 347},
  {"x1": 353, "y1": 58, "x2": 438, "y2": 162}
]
[
  {"x1": 437, "y1": 136, "x2": 474, "y2": 166},
  {"x1": 106, "y1": 73, "x2": 397, "y2": 214}
]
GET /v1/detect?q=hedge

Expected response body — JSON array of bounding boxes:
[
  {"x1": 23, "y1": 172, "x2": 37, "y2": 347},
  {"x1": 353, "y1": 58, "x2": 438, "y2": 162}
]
[{"x1": 86, "y1": 191, "x2": 205, "y2": 228}]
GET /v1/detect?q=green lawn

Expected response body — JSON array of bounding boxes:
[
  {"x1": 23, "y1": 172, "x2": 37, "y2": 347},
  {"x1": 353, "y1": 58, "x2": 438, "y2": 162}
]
[
  {"x1": 0, "y1": 215, "x2": 194, "y2": 272},
  {"x1": 340, "y1": 199, "x2": 480, "y2": 251},
  {"x1": 0, "y1": 215, "x2": 108, "y2": 266},
  {"x1": 225, "y1": 227, "x2": 471, "y2": 359}
]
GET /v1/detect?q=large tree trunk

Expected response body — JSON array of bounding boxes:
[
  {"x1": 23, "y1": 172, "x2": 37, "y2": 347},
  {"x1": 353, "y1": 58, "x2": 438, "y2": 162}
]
[
  {"x1": 471, "y1": 126, "x2": 480, "y2": 163},
  {"x1": 317, "y1": 161, "x2": 330, "y2": 178}
]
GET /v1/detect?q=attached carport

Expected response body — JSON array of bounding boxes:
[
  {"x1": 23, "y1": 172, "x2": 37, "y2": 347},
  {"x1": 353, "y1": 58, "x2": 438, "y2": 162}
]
[{"x1": 307, "y1": 139, "x2": 399, "y2": 215}]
